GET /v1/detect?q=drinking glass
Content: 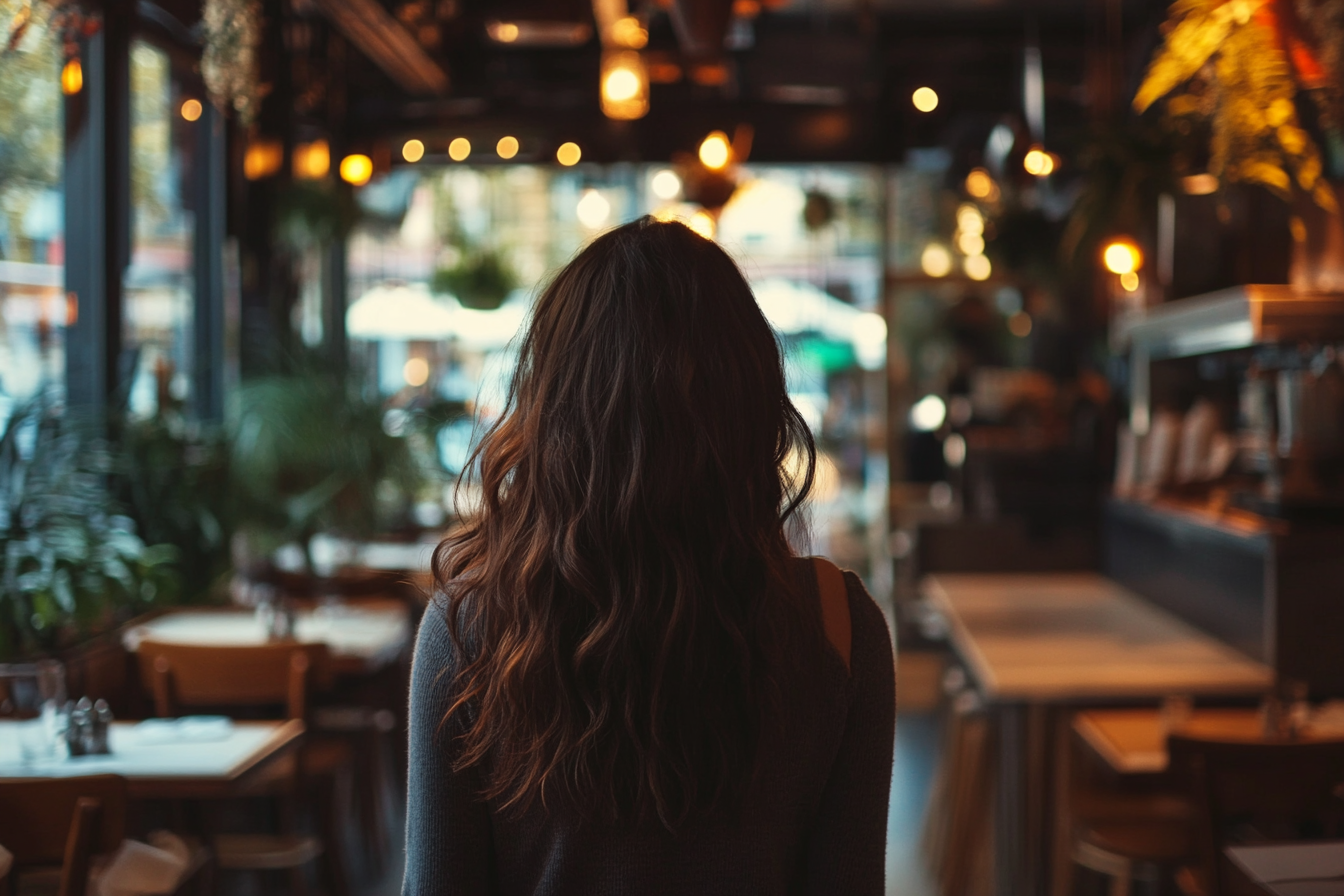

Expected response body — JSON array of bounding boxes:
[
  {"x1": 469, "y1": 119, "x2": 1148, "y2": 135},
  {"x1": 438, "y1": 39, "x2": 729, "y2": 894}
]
[{"x1": 0, "y1": 659, "x2": 68, "y2": 763}]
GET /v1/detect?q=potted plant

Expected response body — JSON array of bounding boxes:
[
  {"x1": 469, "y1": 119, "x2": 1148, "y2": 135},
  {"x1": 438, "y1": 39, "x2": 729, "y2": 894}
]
[
  {"x1": 226, "y1": 369, "x2": 428, "y2": 577},
  {"x1": 0, "y1": 398, "x2": 180, "y2": 663},
  {"x1": 1135, "y1": 0, "x2": 1344, "y2": 289}
]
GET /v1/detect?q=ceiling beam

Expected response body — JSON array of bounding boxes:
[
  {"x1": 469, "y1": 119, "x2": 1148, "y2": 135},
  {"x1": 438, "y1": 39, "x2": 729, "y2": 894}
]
[{"x1": 315, "y1": 0, "x2": 449, "y2": 95}]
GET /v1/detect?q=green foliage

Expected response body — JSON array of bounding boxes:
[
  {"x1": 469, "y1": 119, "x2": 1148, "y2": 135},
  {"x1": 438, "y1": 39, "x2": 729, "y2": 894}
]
[
  {"x1": 1060, "y1": 123, "x2": 1182, "y2": 271},
  {"x1": 226, "y1": 372, "x2": 426, "y2": 562},
  {"x1": 0, "y1": 1, "x2": 62, "y2": 263},
  {"x1": 275, "y1": 180, "x2": 359, "y2": 251},
  {"x1": 113, "y1": 416, "x2": 231, "y2": 602},
  {"x1": 0, "y1": 400, "x2": 181, "y2": 660},
  {"x1": 431, "y1": 249, "x2": 517, "y2": 310}
]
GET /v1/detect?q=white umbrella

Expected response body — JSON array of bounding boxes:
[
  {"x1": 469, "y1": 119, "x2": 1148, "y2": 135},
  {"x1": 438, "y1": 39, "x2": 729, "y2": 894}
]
[{"x1": 346, "y1": 283, "x2": 457, "y2": 340}]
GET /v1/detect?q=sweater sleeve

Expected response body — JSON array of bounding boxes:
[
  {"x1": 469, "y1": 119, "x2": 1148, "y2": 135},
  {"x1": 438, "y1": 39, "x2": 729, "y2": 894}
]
[
  {"x1": 803, "y1": 573, "x2": 897, "y2": 896},
  {"x1": 403, "y1": 604, "x2": 494, "y2": 896}
]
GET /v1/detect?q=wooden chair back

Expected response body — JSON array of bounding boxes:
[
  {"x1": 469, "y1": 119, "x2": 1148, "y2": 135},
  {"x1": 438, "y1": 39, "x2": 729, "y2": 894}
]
[
  {"x1": 1168, "y1": 735, "x2": 1344, "y2": 893},
  {"x1": 0, "y1": 775, "x2": 127, "y2": 896},
  {"x1": 135, "y1": 640, "x2": 332, "y2": 721}
]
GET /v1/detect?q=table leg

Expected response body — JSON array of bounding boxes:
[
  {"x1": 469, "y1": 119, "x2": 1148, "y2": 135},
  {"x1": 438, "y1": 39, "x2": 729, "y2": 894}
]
[
  {"x1": 995, "y1": 702, "x2": 1025, "y2": 896},
  {"x1": 995, "y1": 701, "x2": 1052, "y2": 896}
]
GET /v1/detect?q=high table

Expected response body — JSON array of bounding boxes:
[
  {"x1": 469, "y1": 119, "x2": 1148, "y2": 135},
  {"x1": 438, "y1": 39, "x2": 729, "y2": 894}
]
[
  {"x1": 0, "y1": 719, "x2": 304, "y2": 799},
  {"x1": 1074, "y1": 707, "x2": 1344, "y2": 775},
  {"x1": 122, "y1": 602, "x2": 413, "y2": 676},
  {"x1": 923, "y1": 573, "x2": 1274, "y2": 896}
]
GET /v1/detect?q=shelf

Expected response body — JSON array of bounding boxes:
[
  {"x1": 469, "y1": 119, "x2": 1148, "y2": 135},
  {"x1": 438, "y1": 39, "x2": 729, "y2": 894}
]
[{"x1": 1115, "y1": 285, "x2": 1344, "y2": 359}]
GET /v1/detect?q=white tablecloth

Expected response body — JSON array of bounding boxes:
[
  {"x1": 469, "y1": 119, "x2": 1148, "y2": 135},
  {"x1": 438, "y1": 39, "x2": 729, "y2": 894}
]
[
  {"x1": 0, "y1": 720, "x2": 288, "y2": 779},
  {"x1": 122, "y1": 605, "x2": 410, "y2": 665}
]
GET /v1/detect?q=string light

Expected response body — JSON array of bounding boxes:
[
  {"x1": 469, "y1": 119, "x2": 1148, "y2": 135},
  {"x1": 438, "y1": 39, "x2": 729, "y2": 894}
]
[
  {"x1": 651, "y1": 169, "x2": 681, "y2": 200},
  {"x1": 964, "y1": 254, "x2": 992, "y2": 281},
  {"x1": 244, "y1": 140, "x2": 284, "y2": 180},
  {"x1": 698, "y1": 131, "x2": 731, "y2": 170},
  {"x1": 600, "y1": 50, "x2": 649, "y2": 120},
  {"x1": 1023, "y1": 146, "x2": 1056, "y2": 177},
  {"x1": 921, "y1": 244, "x2": 953, "y2": 278},
  {"x1": 293, "y1": 140, "x2": 330, "y2": 179},
  {"x1": 912, "y1": 86, "x2": 938, "y2": 112},
  {"x1": 965, "y1": 168, "x2": 995, "y2": 199},
  {"x1": 556, "y1": 142, "x2": 582, "y2": 166},
  {"x1": 1102, "y1": 240, "x2": 1143, "y2": 275},
  {"x1": 61, "y1": 59, "x2": 83, "y2": 95},
  {"x1": 339, "y1": 153, "x2": 373, "y2": 186},
  {"x1": 688, "y1": 210, "x2": 716, "y2": 240}
]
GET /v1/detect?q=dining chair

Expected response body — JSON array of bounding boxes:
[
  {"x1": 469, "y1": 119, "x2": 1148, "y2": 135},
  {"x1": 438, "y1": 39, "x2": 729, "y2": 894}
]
[
  {"x1": 0, "y1": 775, "x2": 126, "y2": 896},
  {"x1": 135, "y1": 640, "x2": 351, "y2": 896},
  {"x1": 1167, "y1": 735, "x2": 1344, "y2": 896}
]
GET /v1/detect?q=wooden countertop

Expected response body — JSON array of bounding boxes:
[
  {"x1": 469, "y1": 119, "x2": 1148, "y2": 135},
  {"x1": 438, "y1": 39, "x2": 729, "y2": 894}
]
[
  {"x1": 1074, "y1": 707, "x2": 1344, "y2": 774},
  {"x1": 922, "y1": 573, "x2": 1273, "y2": 702}
]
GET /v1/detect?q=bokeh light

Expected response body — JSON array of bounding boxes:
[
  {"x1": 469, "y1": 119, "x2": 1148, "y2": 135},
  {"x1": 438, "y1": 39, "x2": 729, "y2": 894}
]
[
  {"x1": 497, "y1": 136, "x2": 519, "y2": 159},
  {"x1": 1103, "y1": 240, "x2": 1143, "y2": 275},
  {"x1": 448, "y1": 138, "x2": 471, "y2": 161},
  {"x1": 556, "y1": 142, "x2": 582, "y2": 166},
  {"x1": 338, "y1": 153, "x2": 373, "y2": 186},
  {"x1": 402, "y1": 139, "x2": 425, "y2": 163},
  {"x1": 921, "y1": 243, "x2": 953, "y2": 277},
  {"x1": 180, "y1": 99, "x2": 203, "y2": 121},
  {"x1": 698, "y1": 131, "x2": 731, "y2": 170},
  {"x1": 912, "y1": 86, "x2": 939, "y2": 112}
]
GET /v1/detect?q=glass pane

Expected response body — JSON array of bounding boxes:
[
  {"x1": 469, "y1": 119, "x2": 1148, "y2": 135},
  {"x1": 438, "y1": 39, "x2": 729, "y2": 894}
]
[
  {"x1": 0, "y1": 1, "x2": 66, "y2": 410},
  {"x1": 124, "y1": 39, "x2": 194, "y2": 419}
]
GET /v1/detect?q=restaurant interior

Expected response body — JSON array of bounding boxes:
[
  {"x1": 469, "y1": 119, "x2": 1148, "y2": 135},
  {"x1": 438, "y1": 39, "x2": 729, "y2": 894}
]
[{"x1": 2, "y1": 0, "x2": 1344, "y2": 892}]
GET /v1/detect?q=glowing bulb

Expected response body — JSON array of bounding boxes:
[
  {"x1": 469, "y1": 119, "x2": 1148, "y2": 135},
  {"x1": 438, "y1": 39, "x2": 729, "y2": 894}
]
[
  {"x1": 61, "y1": 58, "x2": 83, "y2": 95},
  {"x1": 1120, "y1": 271, "x2": 1140, "y2": 292},
  {"x1": 921, "y1": 243, "x2": 953, "y2": 278},
  {"x1": 1023, "y1": 146, "x2": 1055, "y2": 177},
  {"x1": 965, "y1": 168, "x2": 994, "y2": 199},
  {"x1": 448, "y1": 137, "x2": 471, "y2": 161},
  {"x1": 1008, "y1": 312, "x2": 1032, "y2": 337},
  {"x1": 402, "y1": 139, "x2": 425, "y2": 162},
  {"x1": 493, "y1": 21, "x2": 519, "y2": 42},
  {"x1": 651, "y1": 169, "x2": 681, "y2": 200},
  {"x1": 956, "y1": 204, "x2": 984, "y2": 235},
  {"x1": 339, "y1": 153, "x2": 373, "y2": 186},
  {"x1": 688, "y1": 210, "x2": 716, "y2": 240},
  {"x1": 403, "y1": 357, "x2": 430, "y2": 387},
  {"x1": 964, "y1": 254, "x2": 992, "y2": 281},
  {"x1": 609, "y1": 16, "x2": 648, "y2": 49},
  {"x1": 603, "y1": 67, "x2": 640, "y2": 102},
  {"x1": 698, "y1": 131, "x2": 731, "y2": 170},
  {"x1": 957, "y1": 231, "x2": 985, "y2": 257},
  {"x1": 1102, "y1": 240, "x2": 1142, "y2": 275},
  {"x1": 497, "y1": 136, "x2": 519, "y2": 159},
  {"x1": 180, "y1": 99, "x2": 203, "y2": 121},
  {"x1": 912, "y1": 86, "x2": 939, "y2": 112},
  {"x1": 245, "y1": 140, "x2": 284, "y2": 180},
  {"x1": 910, "y1": 395, "x2": 947, "y2": 432},
  {"x1": 556, "y1": 142, "x2": 582, "y2": 166},
  {"x1": 576, "y1": 189, "x2": 611, "y2": 229},
  {"x1": 294, "y1": 140, "x2": 330, "y2": 179}
]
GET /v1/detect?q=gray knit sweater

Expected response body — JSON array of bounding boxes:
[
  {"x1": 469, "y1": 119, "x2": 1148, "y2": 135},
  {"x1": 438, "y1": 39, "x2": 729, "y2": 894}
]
[{"x1": 403, "y1": 560, "x2": 896, "y2": 896}]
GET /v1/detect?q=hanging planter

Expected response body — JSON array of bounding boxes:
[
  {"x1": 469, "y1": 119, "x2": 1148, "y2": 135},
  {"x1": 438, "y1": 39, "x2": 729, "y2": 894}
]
[{"x1": 201, "y1": 0, "x2": 267, "y2": 125}]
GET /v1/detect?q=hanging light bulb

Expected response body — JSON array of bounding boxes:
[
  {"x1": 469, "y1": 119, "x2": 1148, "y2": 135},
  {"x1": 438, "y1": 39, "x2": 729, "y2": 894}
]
[
  {"x1": 600, "y1": 50, "x2": 649, "y2": 120},
  {"x1": 61, "y1": 58, "x2": 83, "y2": 95},
  {"x1": 698, "y1": 131, "x2": 732, "y2": 170}
]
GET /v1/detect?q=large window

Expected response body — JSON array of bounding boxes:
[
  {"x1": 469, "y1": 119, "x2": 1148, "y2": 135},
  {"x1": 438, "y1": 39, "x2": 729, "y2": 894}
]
[
  {"x1": 0, "y1": 1, "x2": 66, "y2": 407},
  {"x1": 123, "y1": 39, "x2": 195, "y2": 418},
  {"x1": 346, "y1": 163, "x2": 889, "y2": 570}
]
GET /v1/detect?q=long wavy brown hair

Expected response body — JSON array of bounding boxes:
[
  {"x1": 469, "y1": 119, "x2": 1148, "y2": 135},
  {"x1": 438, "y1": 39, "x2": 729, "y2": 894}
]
[{"x1": 431, "y1": 217, "x2": 816, "y2": 829}]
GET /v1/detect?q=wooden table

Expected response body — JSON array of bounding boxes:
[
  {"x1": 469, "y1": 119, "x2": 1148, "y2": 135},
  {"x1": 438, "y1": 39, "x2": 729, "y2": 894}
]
[
  {"x1": 923, "y1": 573, "x2": 1274, "y2": 896},
  {"x1": 1226, "y1": 841, "x2": 1344, "y2": 895},
  {"x1": 123, "y1": 602, "x2": 412, "y2": 675},
  {"x1": 1074, "y1": 707, "x2": 1344, "y2": 774},
  {"x1": 0, "y1": 719, "x2": 303, "y2": 799}
]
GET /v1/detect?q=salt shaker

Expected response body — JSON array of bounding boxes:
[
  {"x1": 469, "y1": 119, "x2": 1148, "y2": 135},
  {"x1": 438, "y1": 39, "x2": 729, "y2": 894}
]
[
  {"x1": 87, "y1": 699, "x2": 113, "y2": 755},
  {"x1": 68, "y1": 697, "x2": 92, "y2": 756}
]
